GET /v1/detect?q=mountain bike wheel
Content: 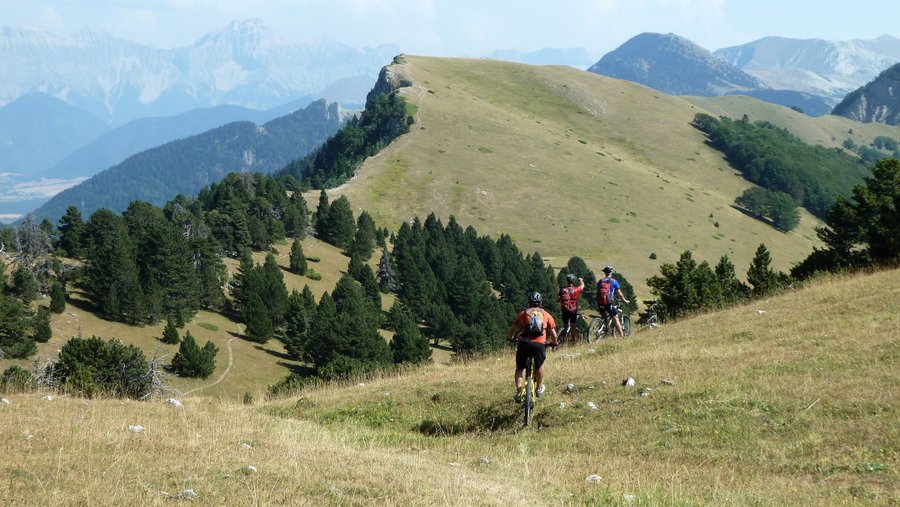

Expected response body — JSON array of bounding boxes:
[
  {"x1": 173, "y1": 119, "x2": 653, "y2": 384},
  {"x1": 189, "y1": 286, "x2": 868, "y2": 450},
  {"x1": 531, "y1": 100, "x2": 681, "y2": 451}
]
[
  {"x1": 524, "y1": 358, "x2": 534, "y2": 427},
  {"x1": 557, "y1": 326, "x2": 569, "y2": 346},
  {"x1": 621, "y1": 314, "x2": 632, "y2": 336},
  {"x1": 586, "y1": 317, "x2": 604, "y2": 343}
]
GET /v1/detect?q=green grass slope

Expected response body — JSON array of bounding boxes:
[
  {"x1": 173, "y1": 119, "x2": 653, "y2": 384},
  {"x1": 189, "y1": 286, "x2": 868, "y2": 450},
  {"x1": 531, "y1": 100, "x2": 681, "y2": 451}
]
[
  {"x1": 330, "y1": 56, "x2": 889, "y2": 291},
  {"x1": 2, "y1": 268, "x2": 896, "y2": 505}
]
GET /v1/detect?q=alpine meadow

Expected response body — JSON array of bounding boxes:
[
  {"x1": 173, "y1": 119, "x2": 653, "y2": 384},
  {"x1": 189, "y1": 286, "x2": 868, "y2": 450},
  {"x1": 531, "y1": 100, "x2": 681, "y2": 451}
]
[{"x1": 1, "y1": 54, "x2": 898, "y2": 506}]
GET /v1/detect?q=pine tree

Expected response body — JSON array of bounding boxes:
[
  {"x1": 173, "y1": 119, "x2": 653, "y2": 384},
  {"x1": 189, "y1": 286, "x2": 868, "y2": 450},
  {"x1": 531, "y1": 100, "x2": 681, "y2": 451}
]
[
  {"x1": 16, "y1": 213, "x2": 52, "y2": 267},
  {"x1": 31, "y1": 307, "x2": 52, "y2": 343},
  {"x1": 50, "y1": 281, "x2": 66, "y2": 313},
  {"x1": 11, "y1": 265, "x2": 38, "y2": 304},
  {"x1": 326, "y1": 195, "x2": 356, "y2": 249},
  {"x1": 389, "y1": 301, "x2": 431, "y2": 364},
  {"x1": 283, "y1": 289, "x2": 310, "y2": 360},
  {"x1": 58, "y1": 206, "x2": 85, "y2": 258},
  {"x1": 262, "y1": 253, "x2": 288, "y2": 328},
  {"x1": 289, "y1": 239, "x2": 307, "y2": 275},
  {"x1": 161, "y1": 318, "x2": 180, "y2": 344},
  {"x1": 377, "y1": 247, "x2": 398, "y2": 293},
  {"x1": 314, "y1": 189, "x2": 330, "y2": 240},
  {"x1": 348, "y1": 211, "x2": 377, "y2": 259},
  {"x1": 0, "y1": 294, "x2": 35, "y2": 359},
  {"x1": 715, "y1": 255, "x2": 749, "y2": 304},
  {"x1": 747, "y1": 243, "x2": 788, "y2": 297},
  {"x1": 83, "y1": 209, "x2": 146, "y2": 324},
  {"x1": 194, "y1": 236, "x2": 226, "y2": 310},
  {"x1": 244, "y1": 293, "x2": 274, "y2": 343},
  {"x1": 170, "y1": 331, "x2": 217, "y2": 379}
]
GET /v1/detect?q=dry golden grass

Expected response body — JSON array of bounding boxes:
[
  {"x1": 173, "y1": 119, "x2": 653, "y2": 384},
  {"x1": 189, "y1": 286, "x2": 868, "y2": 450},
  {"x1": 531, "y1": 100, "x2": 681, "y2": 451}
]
[{"x1": 2, "y1": 268, "x2": 897, "y2": 505}]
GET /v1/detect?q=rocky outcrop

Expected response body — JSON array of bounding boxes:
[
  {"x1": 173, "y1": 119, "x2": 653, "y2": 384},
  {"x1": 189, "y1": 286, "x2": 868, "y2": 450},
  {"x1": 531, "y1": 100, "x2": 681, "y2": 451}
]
[{"x1": 832, "y1": 63, "x2": 900, "y2": 125}]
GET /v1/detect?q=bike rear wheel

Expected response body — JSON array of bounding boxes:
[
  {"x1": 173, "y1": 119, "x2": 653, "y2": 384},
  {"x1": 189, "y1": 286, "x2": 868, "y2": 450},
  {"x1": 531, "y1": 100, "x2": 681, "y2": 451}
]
[
  {"x1": 586, "y1": 317, "x2": 605, "y2": 343},
  {"x1": 621, "y1": 314, "x2": 632, "y2": 336}
]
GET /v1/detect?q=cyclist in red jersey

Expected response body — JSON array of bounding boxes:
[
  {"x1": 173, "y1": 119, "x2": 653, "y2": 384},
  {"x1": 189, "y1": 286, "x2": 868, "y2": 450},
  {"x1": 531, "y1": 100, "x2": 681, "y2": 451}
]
[{"x1": 557, "y1": 273, "x2": 584, "y2": 343}]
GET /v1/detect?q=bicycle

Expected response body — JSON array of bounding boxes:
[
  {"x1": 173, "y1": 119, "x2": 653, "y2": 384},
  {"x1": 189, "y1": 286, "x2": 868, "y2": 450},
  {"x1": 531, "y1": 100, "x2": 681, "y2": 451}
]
[
  {"x1": 639, "y1": 300, "x2": 661, "y2": 329},
  {"x1": 557, "y1": 312, "x2": 586, "y2": 346},
  {"x1": 585, "y1": 304, "x2": 632, "y2": 343},
  {"x1": 521, "y1": 355, "x2": 536, "y2": 427}
]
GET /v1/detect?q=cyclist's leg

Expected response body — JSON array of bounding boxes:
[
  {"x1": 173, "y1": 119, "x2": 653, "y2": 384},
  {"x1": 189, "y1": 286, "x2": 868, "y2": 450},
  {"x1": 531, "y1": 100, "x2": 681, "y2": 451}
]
[
  {"x1": 610, "y1": 305, "x2": 624, "y2": 337},
  {"x1": 514, "y1": 345, "x2": 527, "y2": 399},
  {"x1": 533, "y1": 342, "x2": 548, "y2": 396}
]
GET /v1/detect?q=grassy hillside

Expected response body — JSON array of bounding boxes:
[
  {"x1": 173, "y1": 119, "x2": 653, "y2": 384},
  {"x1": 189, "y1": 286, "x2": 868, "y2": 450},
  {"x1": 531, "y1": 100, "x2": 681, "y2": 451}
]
[
  {"x1": 325, "y1": 56, "x2": 898, "y2": 293},
  {"x1": 1, "y1": 268, "x2": 896, "y2": 505}
]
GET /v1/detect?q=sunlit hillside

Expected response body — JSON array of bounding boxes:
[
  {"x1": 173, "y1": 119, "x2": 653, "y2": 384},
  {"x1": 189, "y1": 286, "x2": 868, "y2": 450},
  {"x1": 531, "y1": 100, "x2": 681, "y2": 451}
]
[
  {"x1": 2, "y1": 268, "x2": 896, "y2": 505},
  {"x1": 326, "y1": 55, "x2": 897, "y2": 292}
]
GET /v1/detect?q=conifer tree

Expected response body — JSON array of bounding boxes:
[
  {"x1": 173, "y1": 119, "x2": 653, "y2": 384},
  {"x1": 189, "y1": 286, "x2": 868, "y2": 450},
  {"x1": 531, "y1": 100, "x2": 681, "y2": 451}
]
[
  {"x1": 11, "y1": 265, "x2": 38, "y2": 304},
  {"x1": 16, "y1": 212, "x2": 52, "y2": 267},
  {"x1": 57, "y1": 206, "x2": 85, "y2": 258},
  {"x1": 84, "y1": 209, "x2": 145, "y2": 324},
  {"x1": 289, "y1": 238, "x2": 307, "y2": 275},
  {"x1": 348, "y1": 211, "x2": 377, "y2": 259},
  {"x1": 715, "y1": 255, "x2": 749, "y2": 304},
  {"x1": 50, "y1": 281, "x2": 66, "y2": 313},
  {"x1": 170, "y1": 331, "x2": 217, "y2": 379},
  {"x1": 0, "y1": 294, "x2": 35, "y2": 359},
  {"x1": 261, "y1": 253, "x2": 289, "y2": 328},
  {"x1": 389, "y1": 301, "x2": 431, "y2": 364},
  {"x1": 244, "y1": 293, "x2": 274, "y2": 343},
  {"x1": 283, "y1": 289, "x2": 310, "y2": 360},
  {"x1": 194, "y1": 236, "x2": 227, "y2": 310},
  {"x1": 326, "y1": 195, "x2": 356, "y2": 249},
  {"x1": 747, "y1": 243, "x2": 788, "y2": 297},
  {"x1": 377, "y1": 247, "x2": 398, "y2": 293},
  {"x1": 161, "y1": 318, "x2": 180, "y2": 345},
  {"x1": 314, "y1": 189, "x2": 330, "y2": 239},
  {"x1": 31, "y1": 307, "x2": 52, "y2": 343}
]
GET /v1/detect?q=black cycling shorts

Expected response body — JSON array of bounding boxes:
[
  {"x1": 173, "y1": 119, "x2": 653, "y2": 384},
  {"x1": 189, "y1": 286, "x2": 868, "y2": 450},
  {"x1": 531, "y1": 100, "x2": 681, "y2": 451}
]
[
  {"x1": 561, "y1": 308, "x2": 578, "y2": 327},
  {"x1": 516, "y1": 340, "x2": 547, "y2": 371},
  {"x1": 599, "y1": 303, "x2": 618, "y2": 317}
]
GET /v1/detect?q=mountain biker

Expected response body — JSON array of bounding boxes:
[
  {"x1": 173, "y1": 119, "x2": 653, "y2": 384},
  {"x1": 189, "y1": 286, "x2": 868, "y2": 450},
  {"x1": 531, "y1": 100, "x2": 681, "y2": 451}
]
[
  {"x1": 507, "y1": 291, "x2": 558, "y2": 403},
  {"x1": 557, "y1": 273, "x2": 584, "y2": 343},
  {"x1": 596, "y1": 265, "x2": 631, "y2": 337}
]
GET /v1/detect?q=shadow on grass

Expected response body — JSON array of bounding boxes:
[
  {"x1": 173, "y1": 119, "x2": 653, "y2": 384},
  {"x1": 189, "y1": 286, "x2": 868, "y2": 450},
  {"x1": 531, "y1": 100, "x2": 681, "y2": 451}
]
[
  {"x1": 254, "y1": 345, "x2": 293, "y2": 361},
  {"x1": 276, "y1": 361, "x2": 316, "y2": 377}
]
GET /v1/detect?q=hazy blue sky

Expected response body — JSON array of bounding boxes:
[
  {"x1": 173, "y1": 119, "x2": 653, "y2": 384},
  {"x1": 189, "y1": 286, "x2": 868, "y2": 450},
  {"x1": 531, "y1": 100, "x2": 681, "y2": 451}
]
[{"x1": 3, "y1": 0, "x2": 898, "y2": 55}]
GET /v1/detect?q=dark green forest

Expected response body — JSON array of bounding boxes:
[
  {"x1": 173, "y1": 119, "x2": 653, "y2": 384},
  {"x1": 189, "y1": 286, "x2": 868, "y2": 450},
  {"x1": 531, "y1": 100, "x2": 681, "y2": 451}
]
[{"x1": 691, "y1": 113, "x2": 872, "y2": 219}]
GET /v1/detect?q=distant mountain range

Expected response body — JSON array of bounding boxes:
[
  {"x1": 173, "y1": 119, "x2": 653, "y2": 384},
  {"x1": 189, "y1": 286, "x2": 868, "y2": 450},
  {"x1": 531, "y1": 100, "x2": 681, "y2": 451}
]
[
  {"x1": 715, "y1": 35, "x2": 900, "y2": 104},
  {"x1": 832, "y1": 63, "x2": 900, "y2": 125},
  {"x1": 29, "y1": 100, "x2": 343, "y2": 223},
  {"x1": 588, "y1": 32, "x2": 899, "y2": 116},
  {"x1": 0, "y1": 19, "x2": 398, "y2": 126}
]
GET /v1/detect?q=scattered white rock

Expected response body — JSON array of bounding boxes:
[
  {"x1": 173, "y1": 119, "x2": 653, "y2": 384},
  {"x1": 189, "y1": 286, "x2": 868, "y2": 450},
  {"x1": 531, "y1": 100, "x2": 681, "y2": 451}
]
[
  {"x1": 661, "y1": 379, "x2": 676, "y2": 386},
  {"x1": 245, "y1": 465, "x2": 257, "y2": 473},
  {"x1": 449, "y1": 462, "x2": 461, "y2": 467},
  {"x1": 357, "y1": 383, "x2": 366, "y2": 387},
  {"x1": 585, "y1": 348, "x2": 597, "y2": 354},
  {"x1": 622, "y1": 377, "x2": 636, "y2": 387},
  {"x1": 624, "y1": 493, "x2": 636, "y2": 502},
  {"x1": 586, "y1": 474, "x2": 603, "y2": 483},
  {"x1": 162, "y1": 489, "x2": 197, "y2": 501},
  {"x1": 477, "y1": 457, "x2": 491, "y2": 465},
  {"x1": 42, "y1": 395, "x2": 53, "y2": 401},
  {"x1": 384, "y1": 392, "x2": 391, "y2": 397},
  {"x1": 559, "y1": 402, "x2": 567, "y2": 409},
  {"x1": 241, "y1": 443, "x2": 253, "y2": 449},
  {"x1": 562, "y1": 353, "x2": 578, "y2": 360},
  {"x1": 757, "y1": 309, "x2": 766, "y2": 314},
  {"x1": 1, "y1": 398, "x2": 10, "y2": 405},
  {"x1": 166, "y1": 398, "x2": 183, "y2": 407},
  {"x1": 586, "y1": 401, "x2": 598, "y2": 410},
  {"x1": 127, "y1": 425, "x2": 145, "y2": 433},
  {"x1": 566, "y1": 383, "x2": 575, "y2": 392}
]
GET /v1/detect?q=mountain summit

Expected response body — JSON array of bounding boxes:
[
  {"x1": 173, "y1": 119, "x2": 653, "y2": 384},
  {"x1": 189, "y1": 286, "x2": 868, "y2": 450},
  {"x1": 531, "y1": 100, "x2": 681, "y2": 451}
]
[{"x1": 587, "y1": 32, "x2": 765, "y2": 96}]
